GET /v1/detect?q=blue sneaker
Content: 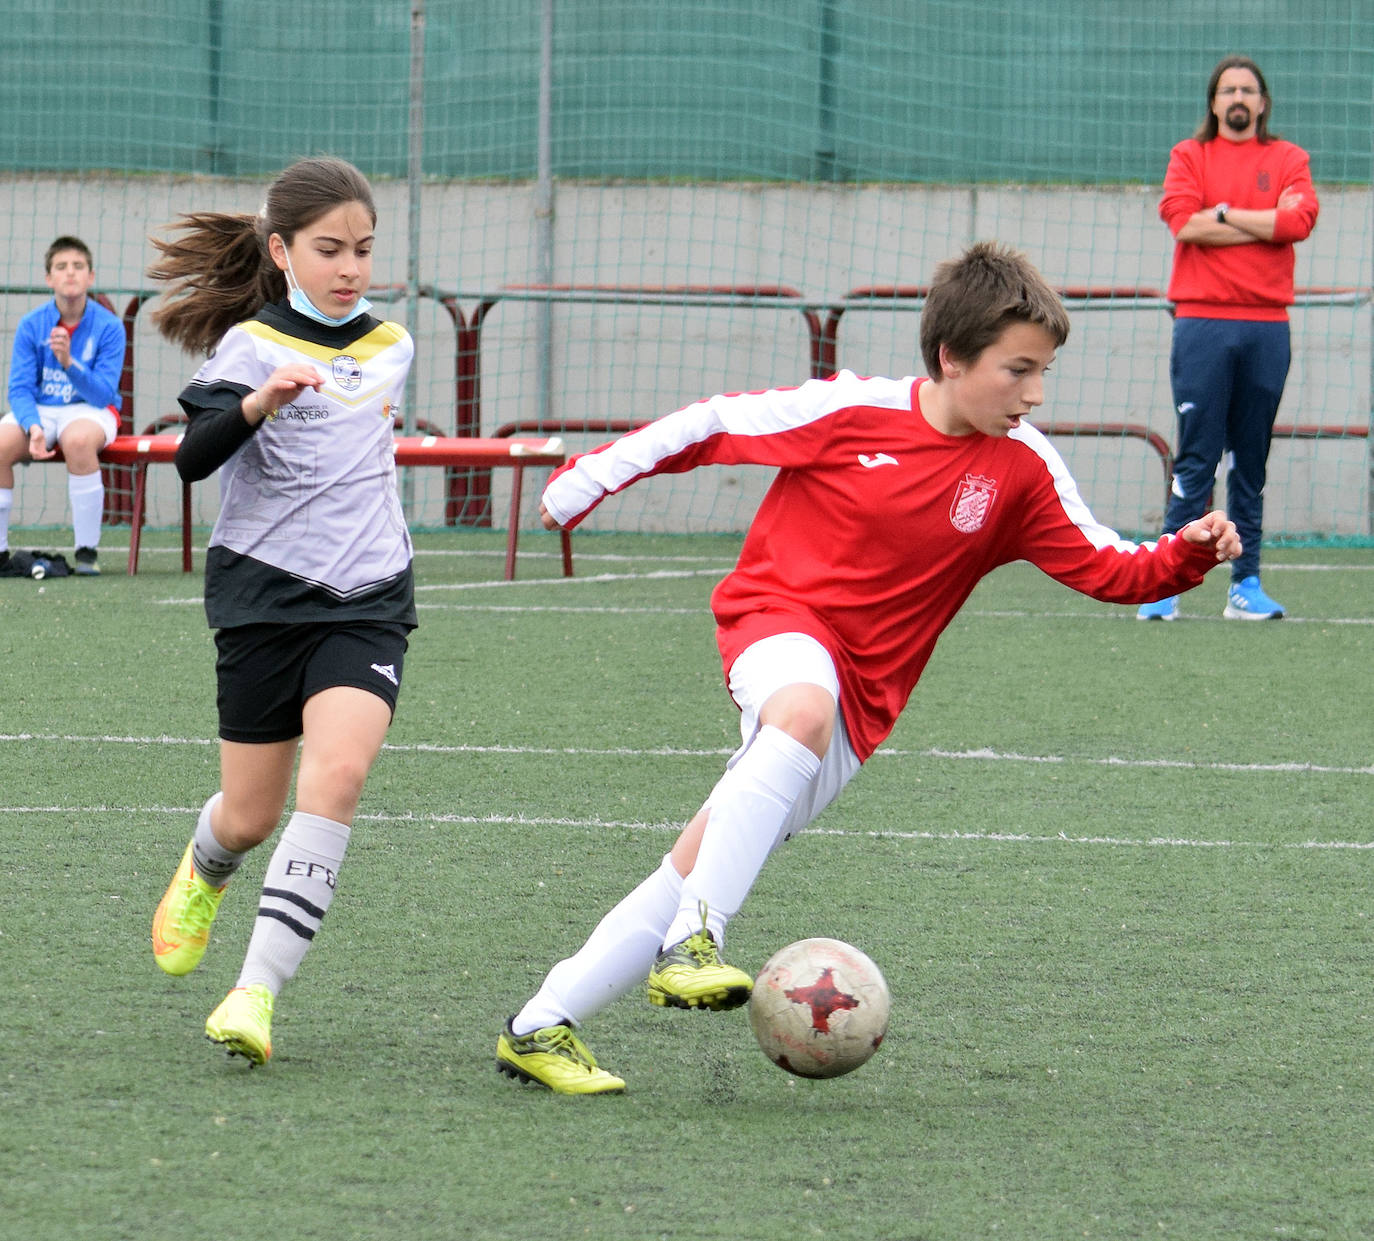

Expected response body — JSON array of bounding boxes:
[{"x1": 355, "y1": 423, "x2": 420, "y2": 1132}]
[
  {"x1": 1224, "y1": 576, "x2": 1285, "y2": 621},
  {"x1": 1136, "y1": 595, "x2": 1179, "y2": 621}
]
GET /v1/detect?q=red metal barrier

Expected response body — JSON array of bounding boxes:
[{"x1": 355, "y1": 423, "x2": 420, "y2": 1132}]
[{"x1": 97, "y1": 432, "x2": 571, "y2": 580}]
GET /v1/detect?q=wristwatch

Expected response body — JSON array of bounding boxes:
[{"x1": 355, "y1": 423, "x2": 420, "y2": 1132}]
[{"x1": 1214, "y1": 203, "x2": 1230, "y2": 224}]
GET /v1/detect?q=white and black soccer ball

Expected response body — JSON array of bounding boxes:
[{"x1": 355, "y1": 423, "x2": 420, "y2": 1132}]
[{"x1": 749, "y1": 937, "x2": 890, "y2": 1079}]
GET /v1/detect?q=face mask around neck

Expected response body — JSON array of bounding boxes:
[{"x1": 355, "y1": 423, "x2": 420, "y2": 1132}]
[{"x1": 281, "y1": 249, "x2": 373, "y2": 327}]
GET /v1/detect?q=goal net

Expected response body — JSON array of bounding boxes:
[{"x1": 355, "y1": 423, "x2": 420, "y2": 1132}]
[{"x1": 2, "y1": 1, "x2": 1369, "y2": 542}]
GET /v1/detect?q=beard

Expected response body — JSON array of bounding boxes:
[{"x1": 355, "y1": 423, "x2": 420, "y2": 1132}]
[{"x1": 1224, "y1": 103, "x2": 1253, "y2": 133}]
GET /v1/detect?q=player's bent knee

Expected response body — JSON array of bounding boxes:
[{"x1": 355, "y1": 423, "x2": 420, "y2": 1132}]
[
  {"x1": 762, "y1": 689, "x2": 836, "y2": 758},
  {"x1": 296, "y1": 755, "x2": 373, "y2": 821},
  {"x1": 217, "y1": 809, "x2": 285, "y2": 852}
]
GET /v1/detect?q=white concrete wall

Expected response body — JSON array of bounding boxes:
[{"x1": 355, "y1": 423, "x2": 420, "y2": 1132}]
[{"x1": 3, "y1": 176, "x2": 1368, "y2": 537}]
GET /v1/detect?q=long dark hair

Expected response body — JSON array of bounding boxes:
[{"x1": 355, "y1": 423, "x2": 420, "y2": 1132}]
[
  {"x1": 1193, "y1": 56, "x2": 1276, "y2": 144},
  {"x1": 148, "y1": 156, "x2": 376, "y2": 354}
]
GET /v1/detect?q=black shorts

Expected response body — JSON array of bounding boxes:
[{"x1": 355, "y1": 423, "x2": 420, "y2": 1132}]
[{"x1": 214, "y1": 620, "x2": 410, "y2": 744}]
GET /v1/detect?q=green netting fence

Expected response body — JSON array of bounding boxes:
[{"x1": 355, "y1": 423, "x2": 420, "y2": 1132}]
[{"x1": 2, "y1": 0, "x2": 1370, "y2": 542}]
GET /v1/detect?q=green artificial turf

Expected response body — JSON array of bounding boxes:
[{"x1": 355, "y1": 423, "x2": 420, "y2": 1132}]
[{"x1": 1, "y1": 531, "x2": 1369, "y2": 1240}]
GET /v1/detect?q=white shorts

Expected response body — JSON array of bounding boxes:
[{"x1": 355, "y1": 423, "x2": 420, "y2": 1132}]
[
  {"x1": 3, "y1": 403, "x2": 118, "y2": 452},
  {"x1": 712, "y1": 632, "x2": 863, "y2": 843}
]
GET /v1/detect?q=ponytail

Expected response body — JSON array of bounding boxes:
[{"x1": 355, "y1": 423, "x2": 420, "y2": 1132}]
[{"x1": 148, "y1": 211, "x2": 284, "y2": 355}]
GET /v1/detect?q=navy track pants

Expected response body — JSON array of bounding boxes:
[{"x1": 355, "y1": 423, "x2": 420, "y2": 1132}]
[{"x1": 1162, "y1": 316, "x2": 1290, "y2": 580}]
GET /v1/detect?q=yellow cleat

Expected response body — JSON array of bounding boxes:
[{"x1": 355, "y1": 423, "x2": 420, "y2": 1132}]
[
  {"x1": 152, "y1": 842, "x2": 226, "y2": 976},
  {"x1": 205, "y1": 985, "x2": 274, "y2": 1066},
  {"x1": 496, "y1": 1022, "x2": 625, "y2": 1095},
  {"x1": 648, "y1": 921, "x2": 752, "y2": 1011}
]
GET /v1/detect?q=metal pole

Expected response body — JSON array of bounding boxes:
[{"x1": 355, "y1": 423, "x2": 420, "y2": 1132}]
[
  {"x1": 535, "y1": 0, "x2": 555, "y2": 424},
  {"x1": 814, "y1": 0, "x2": 837, "y2": 182},
  {"x1": 403, "y1": 0, "x2": 425, "y2": 512},
  {"x1": 207, "y1": 0, "x2": 223, "y2": 174}
]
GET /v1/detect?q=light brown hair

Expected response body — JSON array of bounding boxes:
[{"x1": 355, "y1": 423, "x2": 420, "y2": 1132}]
[{"x1": 919, "y1": 242, "x2": 1070, "y2": 378}]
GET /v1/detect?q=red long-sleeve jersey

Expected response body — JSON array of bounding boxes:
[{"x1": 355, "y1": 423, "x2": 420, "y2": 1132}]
[
  {"x1": 543, "y1": 371, "x2": 1223, "y2": 760},
  {"x1": 1159, "y1": 135, "x2": 1319, "y2": 320}
]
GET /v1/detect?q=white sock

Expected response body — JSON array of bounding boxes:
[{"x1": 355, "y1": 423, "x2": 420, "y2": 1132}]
[
  {"x1": 512, "y1": 852, "x2": 683, "y2": 1034},
  {"x1": 0, "y1": 487, "x2": 12, "y2": 551},
  {"x1": 237, "y1": 811, "x2": 350, "y2": 996},
  {"x1": 68, "y1": 472, "x2": 103, "y2": 549},
  {"x1": 665, "y1": 725, "x2": 821, "y2": 947},
  {"x1": 189, "y1": 792, "x2": 248, "y2": 887}
]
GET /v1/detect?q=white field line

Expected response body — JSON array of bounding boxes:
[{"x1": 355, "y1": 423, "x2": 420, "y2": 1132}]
[
  {"x1": 144, "y1": 557, "x2": 1374, "y2": 620},
  {"x1": 534, "y1": 608, "x2": 1374, "y2": 628},
  {"x1": 416, "y1": 604, "x2": 710, "y2": 614},
  {"x1": 95, "y1": 541, "x2": 1374, "y2": 571},
  {"x1": 151, "y1": 566, "x2": 732, "y2": 604},
  {"x1": 153, "y1": 589, "x2": 1374, "y2": 624},
  {"x1": 1, "y1": 731, "x2": 1370, "y2": 778},
  {"x1": 0, "y1": 801, "x2": 1366, "y2": 851},
  {"x1": 107, "y1": 544, "x2": 734, "y2": 564}
]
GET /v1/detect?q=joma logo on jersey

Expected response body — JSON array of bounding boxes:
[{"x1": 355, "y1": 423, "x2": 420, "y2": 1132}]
[
  {"x1": 950, "y1": 473, "x2": 998, "y2": 533},
  {"x1": 332, "y1": 354, "x2": 362, "y2": 391},
  {"x1": 285, "y1": 859, "x2": 338, "y2": 889}
]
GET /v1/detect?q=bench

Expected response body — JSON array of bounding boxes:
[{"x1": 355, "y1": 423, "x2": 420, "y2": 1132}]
[{"x1": 98, "y1": 433, "x2": 572, "y2": 579}]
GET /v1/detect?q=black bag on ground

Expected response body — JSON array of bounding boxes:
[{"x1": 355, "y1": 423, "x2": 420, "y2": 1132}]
[{"x1": 0, "y1": 549, "x2": 73, "y2": 578}]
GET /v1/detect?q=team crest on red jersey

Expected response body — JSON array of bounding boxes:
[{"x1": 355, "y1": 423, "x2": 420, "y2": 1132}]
[{"x1": 950, "y1": 473, "x2": 998, "y2": 533}]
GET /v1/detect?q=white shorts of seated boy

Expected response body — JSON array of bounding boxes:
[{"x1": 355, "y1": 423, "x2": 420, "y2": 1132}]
[
  {"x1": 2, "y1": 402, "x2": 119, "y2": 452},
  {"x1": 1, "y1": 405, "x2": 117, "y2": 553}
]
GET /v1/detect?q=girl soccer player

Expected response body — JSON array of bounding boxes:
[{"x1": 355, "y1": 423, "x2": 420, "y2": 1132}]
[
  {"x1": 148, "y1": 156, "x2": 416, "y2": 1066},
  {"x1": 496, "y1": 242, "x2": 1242, "y2": 1094}
]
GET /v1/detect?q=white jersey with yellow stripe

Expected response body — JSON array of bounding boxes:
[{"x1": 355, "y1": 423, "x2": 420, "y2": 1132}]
[{"x1": 185, "y1": 304, "x2": 414, "y2": 605}]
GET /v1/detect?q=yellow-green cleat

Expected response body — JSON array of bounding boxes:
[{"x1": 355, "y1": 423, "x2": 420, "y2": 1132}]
[
  {"x1": 648, "y1": 918, "x2": 753, "y2": 1011},
  {"x1": 205, "y1": 985, "x2": 274, "y2": 1066},
  {"x1": 496, "y1": 1021, "x2": 625, "y2": 1095},
  {"x1": 152, "y1": 842, "x2": 226, "y2": 976}
]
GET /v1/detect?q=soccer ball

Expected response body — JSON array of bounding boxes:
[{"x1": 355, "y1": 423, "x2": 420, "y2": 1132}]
[{"x1": 749, "y1": 937, "x2": 890, "y2": 1079}]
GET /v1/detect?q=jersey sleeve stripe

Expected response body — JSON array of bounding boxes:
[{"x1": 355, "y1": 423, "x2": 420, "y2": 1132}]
[{"x1": 544, "y1": 370, "x2": 915, "y2": 526}]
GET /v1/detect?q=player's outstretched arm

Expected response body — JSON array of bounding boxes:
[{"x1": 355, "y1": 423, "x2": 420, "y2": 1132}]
[{"x1": 1177, "y1": 510, "x2": 1242, "y2": 563}]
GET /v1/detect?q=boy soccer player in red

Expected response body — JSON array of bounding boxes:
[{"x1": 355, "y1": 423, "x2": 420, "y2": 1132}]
[{"x1": 496, "y1": 242, "x2": 1241, "y2": 1094}]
